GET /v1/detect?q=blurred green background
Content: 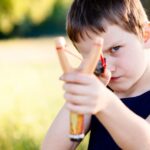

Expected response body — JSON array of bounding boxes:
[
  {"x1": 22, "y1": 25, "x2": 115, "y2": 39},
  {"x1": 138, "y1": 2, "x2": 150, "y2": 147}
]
[
  {"x1": 0, "y1": 0, "x2": 71, "y2": 38},
  {"x1": 0, "y1": 0, "x2": 149, "y2": 150}
]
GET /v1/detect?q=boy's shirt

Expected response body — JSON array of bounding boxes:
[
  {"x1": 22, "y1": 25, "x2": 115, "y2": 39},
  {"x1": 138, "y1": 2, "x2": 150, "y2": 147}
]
[{"x1": 88, "y1": 90, "x2": 150, "y2": 150}]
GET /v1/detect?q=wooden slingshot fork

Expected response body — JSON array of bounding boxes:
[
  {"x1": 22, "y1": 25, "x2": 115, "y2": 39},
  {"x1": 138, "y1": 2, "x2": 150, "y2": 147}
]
[{"x1": 55, "y1": 36, "x2": 105, "y2": 141}]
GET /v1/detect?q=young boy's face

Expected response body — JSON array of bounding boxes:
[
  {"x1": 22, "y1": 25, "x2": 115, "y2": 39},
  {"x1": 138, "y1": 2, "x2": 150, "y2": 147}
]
[{"x1": 74, "y1": 24, "x2": 147, "y2": 97}]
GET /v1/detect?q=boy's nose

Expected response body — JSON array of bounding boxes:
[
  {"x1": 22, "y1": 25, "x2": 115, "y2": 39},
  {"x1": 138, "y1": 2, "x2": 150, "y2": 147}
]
[
  {"x1": 107, "y1": 63, "x2": 116, "y2": 72},
  {"x1": 105, "y1": 58, "x2": 116, "y2": 73},
  {"x1": 110, "y1": 65, "x2": 116, "y2": 73}
]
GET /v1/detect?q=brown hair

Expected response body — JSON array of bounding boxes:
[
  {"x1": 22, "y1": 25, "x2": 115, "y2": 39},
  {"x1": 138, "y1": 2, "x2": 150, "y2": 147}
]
[{"x1": 66, "y1": 0, "x2": 148, "y2": 43}]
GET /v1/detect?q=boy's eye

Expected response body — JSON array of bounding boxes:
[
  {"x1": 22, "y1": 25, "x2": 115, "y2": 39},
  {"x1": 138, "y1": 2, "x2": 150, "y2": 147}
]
[{"x1": 111, "y1": 46, "x2": 121, "y2": 53}]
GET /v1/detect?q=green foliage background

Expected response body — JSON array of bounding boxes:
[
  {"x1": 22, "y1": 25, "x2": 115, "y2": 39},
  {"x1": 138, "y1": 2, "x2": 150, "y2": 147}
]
[{"x1": 0, "y1": 0, "x2": 72, "y2": 38}]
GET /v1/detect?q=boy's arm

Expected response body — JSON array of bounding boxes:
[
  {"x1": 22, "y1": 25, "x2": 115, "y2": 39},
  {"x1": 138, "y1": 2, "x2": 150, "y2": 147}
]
[
  {"x1": 41, "y1": 103, "x2": 91, "y2": 150},
  {"x1": 96, "y1": 92, "x2": 150, "y2": 150}
]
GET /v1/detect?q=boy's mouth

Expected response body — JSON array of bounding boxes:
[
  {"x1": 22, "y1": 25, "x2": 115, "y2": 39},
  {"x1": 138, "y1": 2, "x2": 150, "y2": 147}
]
[{"x1": 110, "y1": 77, "x2": 120, "y2": 81}]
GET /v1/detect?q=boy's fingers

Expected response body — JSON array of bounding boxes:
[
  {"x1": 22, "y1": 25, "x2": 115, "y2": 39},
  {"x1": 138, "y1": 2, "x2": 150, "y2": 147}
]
[
  {"x1": 60, "y1": 72, "x2": 94, "y2": 84},
  {"x1": 63, "y1": 83, "x2": 89, "y2": 95}
]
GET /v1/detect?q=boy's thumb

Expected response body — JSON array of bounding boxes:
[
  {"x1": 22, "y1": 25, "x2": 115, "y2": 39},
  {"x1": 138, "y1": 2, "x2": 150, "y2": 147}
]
[{"x1": 97, "y1": 69, "x2": 111, "y2": 86}]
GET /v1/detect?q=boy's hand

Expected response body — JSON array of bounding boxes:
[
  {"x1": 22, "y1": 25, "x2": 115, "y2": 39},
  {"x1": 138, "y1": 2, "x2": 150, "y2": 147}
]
[
  {"x1": 97, "y1": 68, "x2": 111, "y2": 86},
  {"x1": 60, "y1": 71, "x2": 112, "y2": 115}
]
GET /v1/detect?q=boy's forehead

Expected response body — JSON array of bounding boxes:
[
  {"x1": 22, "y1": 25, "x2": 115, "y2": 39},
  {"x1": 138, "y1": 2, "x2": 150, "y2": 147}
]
[{"x1": 75, "y1": 24, "x2": 127, "y2": 52}]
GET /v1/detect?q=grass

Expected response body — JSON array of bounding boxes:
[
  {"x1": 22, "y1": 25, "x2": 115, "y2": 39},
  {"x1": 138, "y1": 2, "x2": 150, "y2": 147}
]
[{"x1": 0, "y1": 38, "x2": 89, "y2": 150}]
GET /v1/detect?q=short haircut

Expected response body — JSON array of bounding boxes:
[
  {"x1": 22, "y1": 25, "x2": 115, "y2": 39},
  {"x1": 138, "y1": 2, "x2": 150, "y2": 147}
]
[{"x1": 66, "y1": 0, "x2": 148, "y2": 43}]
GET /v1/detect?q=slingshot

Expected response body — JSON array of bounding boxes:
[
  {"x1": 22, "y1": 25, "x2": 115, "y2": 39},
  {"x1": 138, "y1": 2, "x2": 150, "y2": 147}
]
[{"x1": 55, "y1": 36, "x2": 106, "y2": 141}]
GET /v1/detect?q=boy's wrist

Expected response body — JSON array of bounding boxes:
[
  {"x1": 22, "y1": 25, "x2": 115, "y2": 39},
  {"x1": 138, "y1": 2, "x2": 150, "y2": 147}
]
[{"x1": 95, "y1": 90, "x2": 119, "y2": 118}]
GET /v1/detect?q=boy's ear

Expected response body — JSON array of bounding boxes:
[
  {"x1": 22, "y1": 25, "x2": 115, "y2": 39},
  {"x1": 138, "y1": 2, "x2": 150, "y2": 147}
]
[{"x1": 143, "y1": 22, "x2": 150, "y2": 48}]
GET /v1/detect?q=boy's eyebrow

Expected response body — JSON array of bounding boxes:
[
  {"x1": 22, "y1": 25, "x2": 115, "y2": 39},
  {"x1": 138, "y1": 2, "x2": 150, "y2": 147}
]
[{"x1": 103, "y1": 41, "x2": 124, "y2": 52}]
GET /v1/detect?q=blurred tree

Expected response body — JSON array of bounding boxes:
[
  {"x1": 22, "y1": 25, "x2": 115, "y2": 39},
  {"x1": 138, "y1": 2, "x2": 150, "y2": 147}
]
[
  {"x1": 141, "y1": 0, "x2": 150, "y2": 18},
  {"x1": 28, "y1": 0, "x2": 56, "y2": 24},
  {"x1": 0, "y1": 0, "x2": 57, "y2": 36},
  {"x1": 38, "y1": 0, "x2": 72, "y2": 35},
  {"x1": 17, "y1": 0, "x2": 72, "y2": 37},
  {"x1": 0, "y1": 0, "x2": 13, "y2": 34}
]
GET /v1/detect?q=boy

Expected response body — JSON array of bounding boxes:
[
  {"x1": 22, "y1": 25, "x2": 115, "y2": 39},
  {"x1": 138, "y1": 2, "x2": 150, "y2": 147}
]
[{"x1": 42, "y1": 0, "x2": 150, "y2": 149}]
